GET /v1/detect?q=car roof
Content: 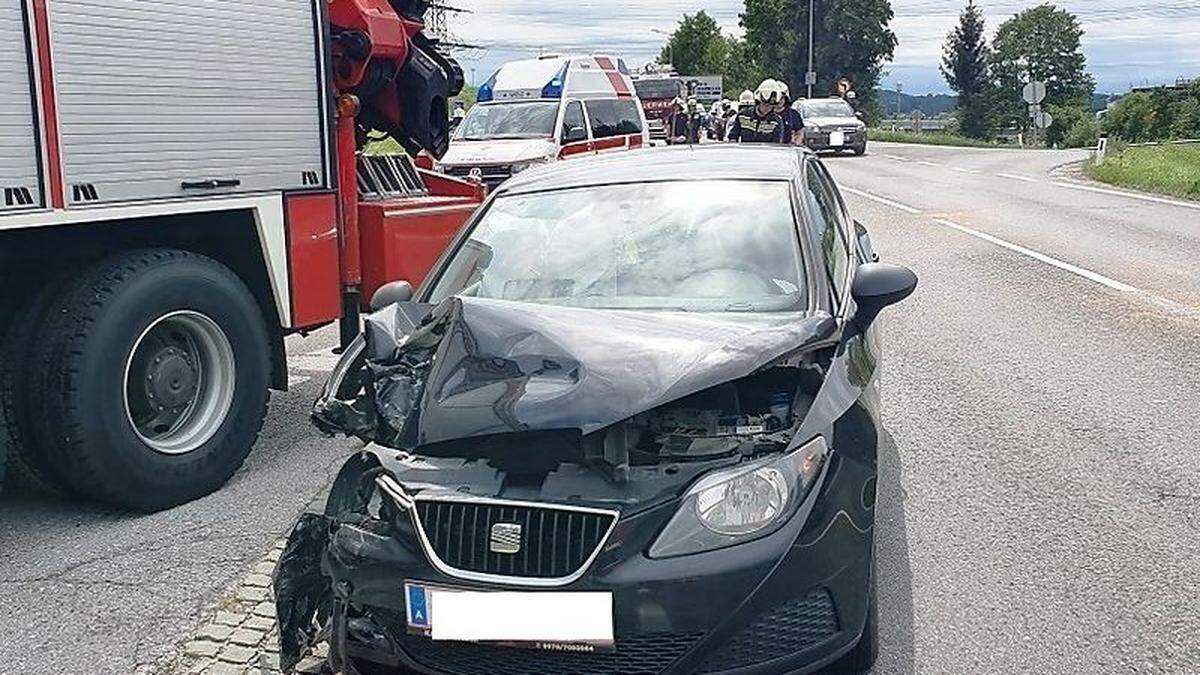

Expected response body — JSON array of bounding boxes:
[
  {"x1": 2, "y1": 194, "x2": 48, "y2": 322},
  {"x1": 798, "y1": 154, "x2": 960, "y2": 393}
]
[{"x1": 500, "y1": 145, "x2": 812, "y2": 195}]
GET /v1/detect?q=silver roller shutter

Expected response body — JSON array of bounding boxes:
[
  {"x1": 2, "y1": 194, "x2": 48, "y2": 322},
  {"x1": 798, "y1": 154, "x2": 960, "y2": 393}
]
[
  {"x1": 50, "y1": 0, "x2": 328, "y2": 205},
  {"x1": 0, "y1": 0, "x2": 42, "y2": 211}
]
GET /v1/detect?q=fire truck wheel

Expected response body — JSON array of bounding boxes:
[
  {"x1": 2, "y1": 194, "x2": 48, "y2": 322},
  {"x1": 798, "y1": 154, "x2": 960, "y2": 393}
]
[
  {"x1": 28, "y1": 249, "x2": 270, "y2": 511},
  {"x1": 1, "y1": 279, "x2": 73, "y2": 495}
]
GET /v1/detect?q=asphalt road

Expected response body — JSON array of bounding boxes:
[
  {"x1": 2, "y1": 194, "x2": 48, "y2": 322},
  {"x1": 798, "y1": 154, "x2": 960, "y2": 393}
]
[
  {"x1": 0, "y1": 328, "x2": 348, "y2": 674},
  {"x1": 830, "y1": 142, "x2": 1200, "y2": 674},
  {"x1": 2, "y1": 141, "x2": 1198, "y2": 674}
]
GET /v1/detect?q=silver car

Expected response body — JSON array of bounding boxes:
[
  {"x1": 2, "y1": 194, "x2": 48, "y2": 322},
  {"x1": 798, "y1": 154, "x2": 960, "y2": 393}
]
[{"x1": 795, "y1": 98, "x2": 867, "y2": 155}]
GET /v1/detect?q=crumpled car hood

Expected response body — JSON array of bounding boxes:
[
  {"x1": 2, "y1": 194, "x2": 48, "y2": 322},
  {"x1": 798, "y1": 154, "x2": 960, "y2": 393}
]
[{"x1": 318, "y1": 296, "x2": 836, "y2": 449}]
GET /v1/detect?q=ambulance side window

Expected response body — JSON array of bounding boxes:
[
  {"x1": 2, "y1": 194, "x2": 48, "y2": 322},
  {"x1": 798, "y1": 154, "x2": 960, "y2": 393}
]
[
  {"x1": 585, "y1": 99, "x2": 643, "y2": 139},
  {"x1": 561, "y1": 101, "x2": 587, "y2": 143}
]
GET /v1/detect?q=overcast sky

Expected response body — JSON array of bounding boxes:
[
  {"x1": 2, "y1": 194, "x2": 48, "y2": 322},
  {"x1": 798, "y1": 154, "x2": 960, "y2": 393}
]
[{"x1": 450, "y1": 1, "x2": 1200, "y2": 95}]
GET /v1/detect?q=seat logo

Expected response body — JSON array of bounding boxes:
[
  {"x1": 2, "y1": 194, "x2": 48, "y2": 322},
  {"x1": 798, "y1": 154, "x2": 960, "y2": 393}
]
[{"x1": 489, "y1": 522, "x2": 522, "y2": 555}]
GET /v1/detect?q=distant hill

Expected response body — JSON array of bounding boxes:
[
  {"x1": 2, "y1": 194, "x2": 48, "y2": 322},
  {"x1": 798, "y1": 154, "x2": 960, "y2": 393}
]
[{"x1": 876, "y1": 89, "x2": 956, "y2": 117}]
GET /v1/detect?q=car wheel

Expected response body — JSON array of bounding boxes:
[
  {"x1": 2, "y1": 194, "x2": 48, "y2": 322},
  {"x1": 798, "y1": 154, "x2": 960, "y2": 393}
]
[
  {"x1": 829, "y1": 571, "x2": 879, "y2": 673},
  {"x1": 27, "y1": 249, "x2": 270, "y2": 511},
  {"x1": 853, "y1": 143, "x2": 867, "y2": 156}
]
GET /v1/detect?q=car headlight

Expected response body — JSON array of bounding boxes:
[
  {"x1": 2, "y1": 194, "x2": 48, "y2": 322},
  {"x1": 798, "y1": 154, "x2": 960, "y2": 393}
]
[{"x1": 649, "y1": 436, "x2": 829, "y2": 558}]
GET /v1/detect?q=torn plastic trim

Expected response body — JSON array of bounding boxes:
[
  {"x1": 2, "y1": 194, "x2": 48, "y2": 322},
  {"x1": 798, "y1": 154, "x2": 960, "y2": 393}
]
[{"x1": 375, "y1": 473, "x2": 624, "y2": 588}]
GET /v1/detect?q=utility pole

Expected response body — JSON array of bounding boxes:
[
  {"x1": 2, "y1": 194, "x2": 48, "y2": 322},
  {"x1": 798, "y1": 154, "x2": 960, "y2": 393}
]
[{"x1": 806, "y1": 0, "x2": 815, "y2": 98}]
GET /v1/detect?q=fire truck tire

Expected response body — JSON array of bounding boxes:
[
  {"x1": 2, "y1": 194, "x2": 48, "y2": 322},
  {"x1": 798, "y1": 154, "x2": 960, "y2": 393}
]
[
  {"x1": 28, "y1": 249, "x2": 270, "y2": 511},
  {"x1": 1, "y1": 279, "x2": 73, "y2": 495}
]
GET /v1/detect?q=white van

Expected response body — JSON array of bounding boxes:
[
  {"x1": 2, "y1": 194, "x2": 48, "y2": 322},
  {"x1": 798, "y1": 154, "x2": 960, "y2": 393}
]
[{"x1": 436, "y1": 55, "x2": 650, "y2": 188}]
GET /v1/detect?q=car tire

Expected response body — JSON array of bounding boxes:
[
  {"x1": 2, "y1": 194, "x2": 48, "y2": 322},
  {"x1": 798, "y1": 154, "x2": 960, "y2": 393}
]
[
  {"x1": 853, "y1": 143, "x2": 867, "y2": 156},
  {"x1": 27, "y1": 249, "x2": 270, "y2": 511},
  {"x1": 829, "y1": 571, "x2": 879, "y2": 673}
]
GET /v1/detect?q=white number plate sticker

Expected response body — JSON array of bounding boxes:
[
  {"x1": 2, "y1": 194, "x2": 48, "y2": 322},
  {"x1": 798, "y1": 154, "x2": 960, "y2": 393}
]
[
  {"x1": 829, "y1": 131, "x2": 846, "y2": 146},
  {"x1": 405, "y1": 582, "x2": 615, "y2": 651}
]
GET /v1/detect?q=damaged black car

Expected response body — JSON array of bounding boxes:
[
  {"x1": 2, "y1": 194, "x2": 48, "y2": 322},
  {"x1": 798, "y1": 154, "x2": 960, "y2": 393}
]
[{"x1": 274, "y1": 146, "x2": 917, "y2": 675}]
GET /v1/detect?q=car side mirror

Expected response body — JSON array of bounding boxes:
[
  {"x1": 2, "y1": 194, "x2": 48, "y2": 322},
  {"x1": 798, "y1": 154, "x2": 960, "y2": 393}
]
[
  {"x1": 855, "y1": 111, "x2": 865, "y2": 120},
  {"x1": 370, "y1": 280, "x2": 414, "y2": 311},
  {"x1": 563, "y1": 125, "x2": 587, "y2": 143},
  {"x1": 851, "y1": 263, "x2": 917, "y2": 328}
]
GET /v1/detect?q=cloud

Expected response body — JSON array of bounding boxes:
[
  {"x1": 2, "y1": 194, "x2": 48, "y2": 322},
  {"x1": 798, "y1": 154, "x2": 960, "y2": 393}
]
[{"x1": 450, "y1": 1, "x2": 1199, "y2": 94}]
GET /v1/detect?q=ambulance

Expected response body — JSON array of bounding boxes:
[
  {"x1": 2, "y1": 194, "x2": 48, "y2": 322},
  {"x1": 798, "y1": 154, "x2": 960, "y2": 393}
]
[{"x1": 436, "y1": 55, "x2": 650, "y2": 189}]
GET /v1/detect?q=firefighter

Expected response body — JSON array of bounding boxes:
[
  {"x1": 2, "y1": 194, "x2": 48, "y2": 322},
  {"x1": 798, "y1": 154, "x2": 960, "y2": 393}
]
[
  {"x1": 772, "y1": 80, "x2": 804, "y2": 145},
  {"x1": 667, "y1": 97, "x2": 690, "y2": 145},
  {"x1": 728, "y1": 81, "x2": 786, "y2": 144},
  {"x1": 450, "y1": 101, "x2": 466, "y2": 132}
]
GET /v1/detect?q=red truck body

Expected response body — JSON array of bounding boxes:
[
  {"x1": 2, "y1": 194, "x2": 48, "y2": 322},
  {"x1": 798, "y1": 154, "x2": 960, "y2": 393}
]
[{"x1": 0, "y1": 0, "x2": 484, "y2": 508}]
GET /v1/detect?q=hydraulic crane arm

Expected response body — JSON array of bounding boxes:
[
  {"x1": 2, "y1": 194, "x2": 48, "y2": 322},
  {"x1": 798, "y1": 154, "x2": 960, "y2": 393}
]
[{"x1": 328, "y1": 0, "x2": 464, "y2": 158}]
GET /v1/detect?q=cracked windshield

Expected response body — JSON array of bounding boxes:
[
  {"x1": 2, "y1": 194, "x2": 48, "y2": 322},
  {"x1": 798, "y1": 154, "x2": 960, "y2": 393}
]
[{"x1": 430, "y1": 180, "x2": 804, "y2": 311}]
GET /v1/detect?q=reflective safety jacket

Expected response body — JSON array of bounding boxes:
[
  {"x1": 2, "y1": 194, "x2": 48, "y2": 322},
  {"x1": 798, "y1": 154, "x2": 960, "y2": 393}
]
[{"x1": 729, "y1": 112, "x2": 785, "y2": 144}]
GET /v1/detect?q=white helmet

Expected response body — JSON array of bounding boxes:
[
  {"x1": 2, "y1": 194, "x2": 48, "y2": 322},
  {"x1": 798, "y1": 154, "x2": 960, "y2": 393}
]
[
  {"x1": 739, "y1": 89, "x2": 755, "y2": 106},
  {"x1": 672, "y1": 96, "x2": 685, "y2": 110},
  {"x1": 755, "y1": 80, "x2": 783, "y2": 106},
  {"x1": 775, "y1": 79, "x2": 791, "y2": 102}
]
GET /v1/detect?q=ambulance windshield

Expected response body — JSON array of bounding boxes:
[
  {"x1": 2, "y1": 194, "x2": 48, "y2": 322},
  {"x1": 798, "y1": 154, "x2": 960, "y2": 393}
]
[{"x1": 455, "y1": 101, "x2": 560, "y2": 141}]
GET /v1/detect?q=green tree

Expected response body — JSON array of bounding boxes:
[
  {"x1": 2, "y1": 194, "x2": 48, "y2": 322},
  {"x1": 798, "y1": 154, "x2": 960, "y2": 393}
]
[
  {"x1": 991, "y1": 4, "x2": 1095, "y2": 137},
  {"x1": 741, "y1": 0, "x2": 897, "y2": 118},
  {"x1": 724, "y1": 37, "x2": 764, "y2": 95},
  {"x1": 940, "y1": 1, "x2": 993, "y2": 139},
  {"x1": 659, "y1": 11, "x2": 730, "y2": 76}
]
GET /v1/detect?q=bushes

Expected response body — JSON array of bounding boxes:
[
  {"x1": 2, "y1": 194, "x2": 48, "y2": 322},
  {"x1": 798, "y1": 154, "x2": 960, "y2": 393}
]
[
  {"x1": 1101, "y1": 82, "x2": 1200, "y2": 142},
  {"x1": 1047, "y1": 104, "x2": 1097, "y2": 148}
]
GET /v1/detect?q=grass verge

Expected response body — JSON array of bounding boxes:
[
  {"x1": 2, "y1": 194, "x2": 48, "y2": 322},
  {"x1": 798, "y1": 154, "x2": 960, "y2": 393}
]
[
  {"x1": 868, "y1": 129, "x2": 1010, "y2": 148},
  {"x1": 1085, "y1": 144, "x2": 1200, "y2": 200}
]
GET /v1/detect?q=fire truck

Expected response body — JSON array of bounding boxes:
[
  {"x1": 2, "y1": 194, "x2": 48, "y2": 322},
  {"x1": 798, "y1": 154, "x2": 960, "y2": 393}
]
[{"x1": 0, "y1": 0, "x2": 485, "y2": 510}]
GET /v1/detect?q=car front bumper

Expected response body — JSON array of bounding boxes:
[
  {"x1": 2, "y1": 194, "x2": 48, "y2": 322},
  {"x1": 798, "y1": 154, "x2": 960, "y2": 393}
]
[
  {"x1": 289, "y1": 447, "x2": 877, "y2": 675},
  {"x1": 802, "y1": 130, "x2": 866, "y2": 151}
]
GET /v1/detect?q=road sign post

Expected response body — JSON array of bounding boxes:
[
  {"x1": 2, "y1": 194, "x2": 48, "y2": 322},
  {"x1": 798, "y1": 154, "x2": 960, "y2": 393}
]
[{"x1": 1023, "y1": 81, "x2": 1048, "y2": 145}]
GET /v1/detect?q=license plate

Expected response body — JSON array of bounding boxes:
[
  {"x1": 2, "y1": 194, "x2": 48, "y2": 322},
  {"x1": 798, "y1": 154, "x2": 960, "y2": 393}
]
[
  {"x1": 829, "y1": 131, "x2": 845, "y2": 147},
  {"x1": 405, "y1": 582, "x2": 615, "y2": 652}
]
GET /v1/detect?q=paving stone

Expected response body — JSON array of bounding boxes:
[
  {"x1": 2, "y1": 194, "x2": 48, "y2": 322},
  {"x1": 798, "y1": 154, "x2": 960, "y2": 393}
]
[
  {"x1": 253, "y1": 601, "x2": 276, "y2": 618},
  {"x1": 185, "y1": 640, "x2": 222, "y2": 659},
  {"x1": 244, "y1": 615, "x2": 276, "y2": 632},
  {"x1": 253, "y1": 561, "x2": 277, "y2": 577},
  {"x1": 256, "y1": 652, "x2": 281, "y2": 671},
  {"x1": 236, "y1": 586, "x2": 268, "y2": 603},
  {"x1": 244, "y1": 573, "x2": 272, "y2": 588},
  {"x1": 213, "y1": 611, "x2": 245, "y2": 627},
  {"x1": 186, "y1": 657, "x2": 214, "y2": 673},
  {"x1": 197, "y1": 624, "x2": 234, "y2": 642},
  {"x1": 204, "y1": 662, "x2": 249, "y2": 675},
  {"x1": 217, "y1": 644, "x2": 257, "y2": 665},
  {"x1": 229, "y1": 628, "x2": 265, "y2": 647}
]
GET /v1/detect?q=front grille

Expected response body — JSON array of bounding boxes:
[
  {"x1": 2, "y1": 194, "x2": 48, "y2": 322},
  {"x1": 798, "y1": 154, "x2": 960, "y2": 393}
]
[
  {"x1": 444, "y1": 164, "x2": 512, "y2": 189},
  {"x1": 698, "y1": 589, "x2": 839, "y2": 673},
  {"x1": 414, "y1": 500, "x2": 616, "y2": 581},
  {"x1": 390, "y1": 625, "x2": 703, "y2": 675}
]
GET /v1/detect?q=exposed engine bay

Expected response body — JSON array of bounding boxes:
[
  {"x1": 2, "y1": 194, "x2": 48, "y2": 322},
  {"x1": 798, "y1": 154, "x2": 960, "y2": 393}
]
[{"x1": 312, "y1": 296, "x2": 839, "y2": 487}]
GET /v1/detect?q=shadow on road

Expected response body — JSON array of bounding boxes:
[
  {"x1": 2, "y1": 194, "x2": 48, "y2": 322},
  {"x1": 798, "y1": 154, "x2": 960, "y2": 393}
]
[{"x1": 872, "y1": 427, "x2": 916, "y2": 674}]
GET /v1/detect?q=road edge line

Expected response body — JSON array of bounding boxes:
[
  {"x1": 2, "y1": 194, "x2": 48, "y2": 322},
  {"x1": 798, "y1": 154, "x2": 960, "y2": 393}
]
[
  {"x1": 930, "y1": 218, "x2": 1137, "y2": 292},
  {"x1": 841, "y1": 187, "x2": 922, "y2": 214}
]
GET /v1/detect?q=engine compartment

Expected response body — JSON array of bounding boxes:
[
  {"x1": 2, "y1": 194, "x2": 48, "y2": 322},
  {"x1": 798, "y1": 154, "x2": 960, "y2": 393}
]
[{"x1": 408, "y1": 362, "x2": 826, "y2": 484}]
